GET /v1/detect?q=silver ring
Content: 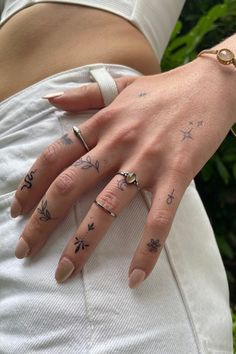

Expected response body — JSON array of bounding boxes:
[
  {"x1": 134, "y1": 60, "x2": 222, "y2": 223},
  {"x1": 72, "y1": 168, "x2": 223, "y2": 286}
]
[
  {"x1": 116, "y1": 171, "x2": 140, "y2": 190},
  {"x1": 73, "y1": 126, "x2": 90, "y2": 152},
  {"x1": 94, "y1": 200, "x2": 117, "y2": 218}
]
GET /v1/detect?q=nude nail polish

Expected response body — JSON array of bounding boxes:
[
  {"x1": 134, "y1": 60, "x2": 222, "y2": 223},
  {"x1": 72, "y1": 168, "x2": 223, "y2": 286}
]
[
  {"x1": 11, "y1": 197, "x2": 22, "y2": 218},
  {"x1": 129, "y1": 269, "x2": 146, "y2": 288},
  {"x1": 15, "y1": 238, "x2": 30, "y2": 259},
  {"x1": 42, "y1": 92, "x2": 64, "y2": 99},
  {"x1": 55, "y1": 257, "x2": 75, "y2": 283}
]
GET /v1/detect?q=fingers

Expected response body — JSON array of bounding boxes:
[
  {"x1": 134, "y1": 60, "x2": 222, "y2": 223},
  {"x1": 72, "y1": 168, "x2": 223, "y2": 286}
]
[
  {"x1": 11, "y1": 119, "x2": 100, "y2": 217},
  {"x1": 128, "y1": 174, "x2": 189, "y2": 288},
  {"x1": 43, "y1": 76, "x2": 137, "y2": 112},
  {"x1": 54, "y1": 171, "x2": 140, "y2": 283},
  {"x1": 14, "y1": 144, "x2": 122, "y2": 259}
]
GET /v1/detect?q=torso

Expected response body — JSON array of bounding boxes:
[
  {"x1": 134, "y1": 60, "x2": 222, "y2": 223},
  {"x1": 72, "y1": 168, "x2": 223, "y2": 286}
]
[{"x1": 0, "y1": 3, "x2": 161, "y2": 102}]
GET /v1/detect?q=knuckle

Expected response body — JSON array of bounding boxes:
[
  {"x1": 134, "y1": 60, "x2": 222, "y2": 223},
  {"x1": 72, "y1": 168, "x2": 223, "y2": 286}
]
[
  {"x1": 41, "y1": 142, "x2": 59, "y2": 165},
  {"x1": 148, "y1": 209, "x2": 171, "y2": 230},
  {"x1": 53, "y1": 170, "x2": 76, "y2": 195},
  {"x1": 170, "y1": 154, "x2": 193, "y2": 180},
  {"x1": 95, "y1": 107, "x2": 119, "y2": 126},
  {"x1": 98, "y1": 188, "x2": 120, "y2": 213}
]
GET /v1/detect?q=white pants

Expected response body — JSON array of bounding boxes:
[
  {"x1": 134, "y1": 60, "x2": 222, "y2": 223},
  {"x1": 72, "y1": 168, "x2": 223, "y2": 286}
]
[{"x1": 0, "y1": 63, "x2": 233, "y2": 354}]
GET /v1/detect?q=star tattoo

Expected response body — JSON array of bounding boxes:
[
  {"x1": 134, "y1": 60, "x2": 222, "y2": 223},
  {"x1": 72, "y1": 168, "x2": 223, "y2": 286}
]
[{"x1": 180, "y1": 128, "x2": 193, "y2": 141}]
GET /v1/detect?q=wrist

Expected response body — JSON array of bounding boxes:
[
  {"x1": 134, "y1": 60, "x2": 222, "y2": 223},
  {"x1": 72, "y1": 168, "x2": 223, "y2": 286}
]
[{"x1": 189, "y1": 53, "x2": 236, "y2": 125}]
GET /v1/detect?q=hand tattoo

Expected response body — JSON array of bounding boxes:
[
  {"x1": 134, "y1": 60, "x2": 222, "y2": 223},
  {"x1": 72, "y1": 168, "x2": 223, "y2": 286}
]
[
  {"x1": 74, "y1": 237, "x2": 89, "y2": 253},
  {"x1": 60, "y1": 133, "x2": 73, "y2": 145},
  {"x1": 166, "y1": 189, "x2": 175, "y2": 205},
  {"x1": 37, "y1": 199, "x2": 53, "y2": 222}
]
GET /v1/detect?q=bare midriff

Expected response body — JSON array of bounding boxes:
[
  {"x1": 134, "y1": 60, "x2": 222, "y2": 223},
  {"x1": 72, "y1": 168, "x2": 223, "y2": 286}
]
[{"x1": 0, "y1": 3, "x2": 161, "y2": 102}]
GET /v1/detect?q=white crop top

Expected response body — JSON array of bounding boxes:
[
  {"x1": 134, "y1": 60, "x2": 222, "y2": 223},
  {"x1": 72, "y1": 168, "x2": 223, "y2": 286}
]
[{"x1": 0, "y1": 0, "x2": 185, "y2": 60}]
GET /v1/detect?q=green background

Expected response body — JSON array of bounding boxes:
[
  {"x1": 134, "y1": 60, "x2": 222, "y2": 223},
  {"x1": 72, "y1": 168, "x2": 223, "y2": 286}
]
[{"x1": 162, "y1": 0, "x2": 236, "y2": 350}]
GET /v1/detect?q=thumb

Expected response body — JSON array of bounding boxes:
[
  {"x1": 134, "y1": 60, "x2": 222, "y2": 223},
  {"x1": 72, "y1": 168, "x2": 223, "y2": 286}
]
[{"x1": 42, "y1": 75, "x2": 137, "y2": 112}]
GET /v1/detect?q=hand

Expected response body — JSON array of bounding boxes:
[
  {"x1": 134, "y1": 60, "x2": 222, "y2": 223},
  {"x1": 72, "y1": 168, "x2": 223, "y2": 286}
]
[{"x1": 11, "y1": 58, "x2": 235, "y2": 288}]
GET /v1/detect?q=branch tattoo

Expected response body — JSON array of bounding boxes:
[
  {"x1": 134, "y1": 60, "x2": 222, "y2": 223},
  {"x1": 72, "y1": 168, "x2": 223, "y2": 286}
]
[
  {"x1": 147, "y1": 239, "x2": 161, "y2": 253},
  {"x1": 73, "y1": 155, "x2": 99, "y2": 173},
  {"x1": 21, "y1": 170, "x2": 37, "y2": 191},
  {"x1": 37, "y1": 199, "x2": 53, "y2": 222}
]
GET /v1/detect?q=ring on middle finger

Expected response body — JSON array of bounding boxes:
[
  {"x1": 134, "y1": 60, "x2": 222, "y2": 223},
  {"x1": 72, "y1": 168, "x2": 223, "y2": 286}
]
[{"x1": 116, "y1": 171, "x2": 140, "y2": 190}]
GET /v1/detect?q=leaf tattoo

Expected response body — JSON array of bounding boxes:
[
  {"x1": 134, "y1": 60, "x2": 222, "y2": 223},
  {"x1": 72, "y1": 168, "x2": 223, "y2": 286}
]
[
  {"x1": 37, "y1": 199, "x2": 52, "y2": 221},
  {"x1": 73, "y1": 156, "x2": 99, "y2": 172},
  {"x1": 74, "y1": 237, "x2": 89, "y2": 253},
  {"x1": 88, "y1": 222, "x2": 95, "y2": 231}
]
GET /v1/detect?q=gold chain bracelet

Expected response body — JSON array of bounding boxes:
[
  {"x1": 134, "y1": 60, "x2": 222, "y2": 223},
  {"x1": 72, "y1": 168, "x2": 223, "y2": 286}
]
[{"x1": 198, "y1": 48, "x2": 236, "y2": 138}]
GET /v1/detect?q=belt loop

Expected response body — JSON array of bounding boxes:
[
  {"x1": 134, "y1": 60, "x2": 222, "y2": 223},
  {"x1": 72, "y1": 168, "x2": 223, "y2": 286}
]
[{"x1": 89, "y1": 66, "x2": 119, "y2": 106}]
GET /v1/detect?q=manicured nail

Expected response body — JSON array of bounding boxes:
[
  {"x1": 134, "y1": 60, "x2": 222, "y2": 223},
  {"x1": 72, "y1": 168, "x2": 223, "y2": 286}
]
[
  {"x1": 11, "y1": 197, "x2": 22, "y2": 218},
  {"x1": 15, "y1": 237, "x2": 30, "y2": 259},
  {"x1": 55, "y1": 257, "x2": 75, "y2": 283},
  {"x1": 129, "y1": 269, "x2": 146, "y2": 288},
  {"x1": 42, "y1": 92, "x2": 64, "y2": 99}
]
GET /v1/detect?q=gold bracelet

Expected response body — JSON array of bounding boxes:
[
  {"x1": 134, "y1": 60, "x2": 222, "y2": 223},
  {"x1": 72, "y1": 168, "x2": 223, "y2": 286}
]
[{"x1": 198, "y1": 48, "x2": 236, "y2": 138}]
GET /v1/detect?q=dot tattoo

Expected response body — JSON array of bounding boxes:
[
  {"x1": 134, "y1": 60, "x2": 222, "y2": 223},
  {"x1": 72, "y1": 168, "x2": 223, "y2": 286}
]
[
  {"x1": 166, "y1": 189, "x2": 175, "y2": 205},
  {"x1": 60, "y1": 133, "x2": 73, "y2": 145},
  {"x1": 147, "y1": 239, "x2": 161, "y2": 253},
  {"x1": 21, "y1": 170, "x2": 37, "y2": 191},
  {"x1": 37, "y1": 199, "x2": 53, "y2": 222},
  {"x1": 73, "y1": 155, "x2": 99, "y2": 173},
  {"x1": 180, "y1": 128, "x2": 193, "y2": 141},
  {"x1": 117, "y1": 178, "x2": 128, "y2": 191},
  {"x1": 88, "y1": 222, "x2": 95, "y2": 231},
  {"x1": 74, "y1": 237, "x2": 89, "y2": 253}
]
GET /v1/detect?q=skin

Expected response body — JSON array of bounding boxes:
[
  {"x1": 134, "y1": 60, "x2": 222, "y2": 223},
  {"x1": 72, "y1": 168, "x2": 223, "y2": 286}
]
[{"x1": 3, "y1": 4, "x2": 236, "y2": 287}]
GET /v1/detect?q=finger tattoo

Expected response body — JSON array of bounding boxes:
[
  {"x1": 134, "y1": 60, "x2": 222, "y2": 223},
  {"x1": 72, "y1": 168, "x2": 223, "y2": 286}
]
[
  {"x1": 74, "y1": 237, "x2": 89, "y2": 253},
  {"x1": 88, "y1": 222, "x2": 95, "y2": 231},
  {"x1": 73, "y1": 156, "x2": 99, "y2": 173},
  {"x1": 166, "y1": 189, "x2": 175, "y2": 205},
  {"x1": 60, "y1": 133, "x2": 73, "y2": 145},
  {"x1": 117, "y1": 178, "x2": 128, "y2": 191},
  {"x1": 147, "y1": 238, "x2": 161, "y2": 253},
  {"x1": 20, "y1": 170, "x2": 37, "y2": 191},
  {"x1": 37, "y1": 198, "x2": 53, "y2": 222}
]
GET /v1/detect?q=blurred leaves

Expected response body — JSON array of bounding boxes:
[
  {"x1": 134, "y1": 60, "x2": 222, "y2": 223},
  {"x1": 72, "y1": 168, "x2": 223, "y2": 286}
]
[{"x1": 162, "y1": 0, "x2": 236, "y2": 308}]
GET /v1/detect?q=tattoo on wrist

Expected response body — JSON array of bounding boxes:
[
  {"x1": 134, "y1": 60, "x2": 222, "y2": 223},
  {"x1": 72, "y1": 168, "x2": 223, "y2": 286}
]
[
  {"x1": 117, "y1": 178, "x2": 128, "y2": 191},
  {"x1": 21, "y1": 170, "x2": 37, "y2": 191},
  {"x1": 147, "y1": 238, "x2": 161, "y2": 253},
  {"x1": 60, "y1": 133, "x2": 73, "y2": 145},
  {"x1": 166, "y1": 189, "x2": 175, "y2": 205},
  {"x1": 73, "y1": 156, "x2": 99, "y2": 172},
  {"x1": 37, "y1": 198, "x2": 53, "y2": 221},
  {"x1": 74, "y1": 237, "x2": 89, "y2": 253}
]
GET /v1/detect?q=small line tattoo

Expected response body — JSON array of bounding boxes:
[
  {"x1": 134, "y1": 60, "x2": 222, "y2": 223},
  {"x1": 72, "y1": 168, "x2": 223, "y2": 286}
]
[
  {"x1": 166, "y1": 189, "x2": 175, "y2": 205},
  {"x1": 74, "y1": 237, "x2": 89, "y2": 253},
  {"x1": 180, "y1": 128, "x2": 193, "y2": 141},
  {"x1": 189, "y1": 121, "x2": 194, "y2": 125},
  {"x1": 117, "y1": 178, "x2": 128, "y2": 191},
  {"x1": 21, "y1": 170, "x2": 37, "y2": 191},
  {"x1": 147, "y1": 239, "x2": 161, "y2": 253},
  {"x1": 37, "y1": 199, "x2": 52, "y2": 221},
  {"x1": 73, "y1": 156, "x2": 99, "y2": 172},
  {"x1": 138, "y1": 92, "x2": 148, "y2": 97},
  {"x1": 60, "y1": 133, "x2": 73, "y2": 145},
  {"x1": 88, "y1": 222, "x2": 95, "y2": 231}
]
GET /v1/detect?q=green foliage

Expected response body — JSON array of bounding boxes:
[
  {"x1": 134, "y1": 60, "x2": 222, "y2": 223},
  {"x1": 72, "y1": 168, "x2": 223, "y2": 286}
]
[{"x1": 162, "y1": 0, "x2": 236, "y2": 317}]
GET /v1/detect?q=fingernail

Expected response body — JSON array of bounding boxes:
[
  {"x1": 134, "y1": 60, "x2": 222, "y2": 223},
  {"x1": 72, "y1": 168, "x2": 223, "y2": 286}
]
[
  {"x1": 129, "y1": 269, "x2": 146, "y2": 289},
  {"x1": 15, "y1": 237, "x2": 30, "y2": 259},
  {"x1": 11, "y1": 197, "x2": 22, "y2": 218},
  {"x1": 42, "y1": 92, "x2": 64, "y2": 99},
  {"x1": 55, "y1": 257, "x2": 75, "y2": 283}
]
